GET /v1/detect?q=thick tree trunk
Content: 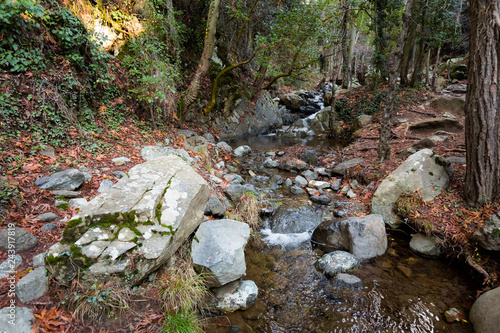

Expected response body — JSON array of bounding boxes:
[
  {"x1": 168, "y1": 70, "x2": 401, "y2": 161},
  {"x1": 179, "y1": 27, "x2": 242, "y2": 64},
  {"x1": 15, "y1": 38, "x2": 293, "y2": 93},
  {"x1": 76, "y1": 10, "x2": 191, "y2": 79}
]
[
  {"x1": 431, "y1": 46, "x2": 441, "y2": 91},
  {"x1": 464, "y1": 0, "x2": 500, "y2": 206},
  {"x1": 378, "y1": 0, "x2": 415, "y2": 161},
  {"x1": 399, "y1": 5, "x2": 418, "y2": 86},
  {"x1": 180, "y1": 0, "x2": 221, "y2": 115}
]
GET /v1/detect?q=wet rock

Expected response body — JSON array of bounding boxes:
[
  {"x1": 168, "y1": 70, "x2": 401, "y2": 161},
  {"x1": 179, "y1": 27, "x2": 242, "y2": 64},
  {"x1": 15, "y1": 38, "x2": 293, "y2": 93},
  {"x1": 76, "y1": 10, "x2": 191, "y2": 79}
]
[
  {"x1": 470, "y1": 287, "x2": 500, "y2": 333},
  {"x1": 35, "y1": 169, "x2": 86, "y2": 190},
  {"x1": 372, "y1": 149, "x2": 450, "y2": 228},
  {"x1": 353, "y1": 114, "x2": 373, "y2": 131},
  {"x1": 0, "y1": 227, "x2": 38, "y2": 252},
  {"x1": 191, "y1": 219, "x2": 250, "y2": 288},
  {"x1": 444, "y1": 308, "x2": 465, "y2": 323},
  {"x1": 290, "y1": 186, "x2": 305, "y2": 195},
  {"x1": 302, "y1": 150, "x2": 319, "y2": 166},
  {"x1": 409, "y1": 233, "x2": 443, "y2": 258},
  {"x1": 270, "y1": 205, "x2": 323, "y2": 233},
  {"x1": 397, "y1": 265, "x2": 412, "y2": 278},
  {"x1": 37, "y1": 212, "x2": 57, "y2": 222},
  {"x1": 69, "y1": 198, "x2": 88, "y2": 209},
  {"x1": 178, "y1": 129, "x2": 197, "y2": 138},
  {"x1": 280, "y1": 92, "x2": 305, "y2": 111},
  {"x1": 217, "y1": 141, "x2": 233, "y2": 152},
  {"x1": 263, "y1": 158, "x2": 279, "y2": 168},
  {"x1": 301, "y1": 170, "x2": 318, "y2": 180},
  {"x1": 214, "y1": 280, "x2": 258, "y2": 312},
  {"x1": 225, "y1": 183, "x2": 260, "y2": 202},
  {"x1": 409, "y1": 118, "x2": 463, "y2": 133},
  {"x1": 312, "y1": 214, "x2": 387, "y2": 261},
  {"x1": 429, "y1": 95, "x2": 466, "y2": 115},
  {"x1": 205, "y1": 194, "x2": 226, "y2": 218},
  {"x1": 183, "y1": 136, "x2": 209, "y2": 154},
  {"x1": 294, "y1": 175, "x2": 308, "y2": 187},
  {"x1": 41, "y1": 223, "x2": 57, "y2": 232},
  {"x1": 98, "y1": 179, "x2": 114, "y2": 193},
  {"x1": 0, "y1": 307, "x2": 34, "y2": 333},
  {"x1": 113, "y1": 171, "x2": 128, "y2": 179},
  {"x1": 16, "y1": 266, "x2": 48, "y2": 302},
  {"x1": 331, "y1": 273, "x2": 363, "y2": 290},
  {"x1": 0, "y1": 255, "x2": 22, "y2": 279},
  {"x1": 310, "y1": 196, "x2": 331, "y2": 205},
  {"x1": 52, "y1": 190, "x2": 81, "y2": 198},
  {"x1": 315, "y1": 251, "x2": 360, "y2": 277},
  {"x1": 332, "y1": 158, "x2": 364, "y2": 176},
  {"x1": 203, "y1": 133, "x2": 216, "y2": 144},
  {"x1": 473, "y1": 212, "x2": 500, "y2": 251},
  {"x1": 112, "y1": 157, "x2": 131, "y2": 166},
  {"x1": 234, "y1": 145, "x2": 252, "y2": 157}
]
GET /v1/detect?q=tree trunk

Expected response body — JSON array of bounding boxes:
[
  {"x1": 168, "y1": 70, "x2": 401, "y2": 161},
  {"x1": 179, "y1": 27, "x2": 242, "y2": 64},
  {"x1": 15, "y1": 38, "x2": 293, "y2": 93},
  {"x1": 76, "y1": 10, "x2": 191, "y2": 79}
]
[
  {"x1": 399, "y1": 3, "x2": 418, "y2": 86},
  {"x1": 431, "y1": 46, "x2": 441, "y2": 91},
  {"x1": 464, "y1": 0, "x2": 500, "y2": 206},
  {"x1": 179, "y1": 0, "x2": 221, "y2": 115},
  {"x1": 410, "y1": 6, "x2": 427, "y2": 87},
  {"x1": 378, "y1": 0, "x2": 415, "y2": 161},
  {"x1": 340, "y1": 0, "x2": 351, "y2": 89},
  {"x1": 424, "y1": 48, "x2": 431, "y2": 86}
]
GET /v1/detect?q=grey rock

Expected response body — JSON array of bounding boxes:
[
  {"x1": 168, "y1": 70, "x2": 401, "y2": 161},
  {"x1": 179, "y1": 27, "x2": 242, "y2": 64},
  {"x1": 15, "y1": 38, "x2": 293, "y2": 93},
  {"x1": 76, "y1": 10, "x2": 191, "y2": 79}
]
[
  {"x1": 310, "y1": 196, "x2": 331, "y2": 205},
  {"x1": 350, "y1": 180, "x2": 359, "y2": 189},
  {"x1": 409, "y1": 117, "x2": 463, "y2": 133},
  {"x1": 35, "y1": 169, "x2": 86, "y2": 190},
  {"x1": 409, "y1": 233, "x2": 443, "y2": 258},
  {"x1": 37, "y1": 212, "x2": 57, "y2": 222},
  {"x1": 41, "y1": 223, "x2": 57, "y2": 232},
  {"x1": 174, "y1": 149, "x2": 194, "y2": 164},
  {"x1": 290, "y1": 186, "x2": 305, "y2": 195},
  {"x1": 234, "y1": 145, "x2": 252, "y2": 157},
  {"x1": 16, "y1": 266, "x2": 48, "y2": 302},
  {"x1": 215, "y1": 280, "x2": 258, "y2": 312},
  {"x1": 112, "y1": 157, "x2": 131, "y2": 166},
  {"x1": 279, "y1": 158, "x2": 309, "y2": 172},
  {"x1": 372, "y1": 149, "x2": 450, "y2": 228},
  {"x1": 225, "y1": 183, "x2": 260, "y2": 202},
  {"x1": 178, "y1": 129, "x2": 197, "y2": 138},
  {"x1": 224, "y1": 174, "x2": 245, "y2": 185},
  {"x1": 315, "y1": 251, "x2": 360, "y2": 277},
  {"x1": 294, "y1": 175, "x2": 308, "y2": 186},
  {"x1": 100, "y1": 241, "x2": 137, "y2": 260},
  {"x1": 312, "y1": 214, "x2": 387, "y2": 261},
  {"x1": 346, "y1": 190, "x2": 357, "y2": 198},
  {"x1": 55, "y1": 199, "x2": 68, "y2": 208},
  {"x1": 284, "y1": 178, "x2": 293, "y2": 188},
  {"x1": 280, "y1": 92, "x2": 305, "y2": 111},
  {"x1": 265, "y1": 151, "x2": 276, "y2": 158},
  {"x1": 270, "y1": 205, "x2": 323, "y2": 234},
  {"x1": 445, "y1": 156, "x2": 466, "y2": 165},
  {"x1": 470, "y1": 287, "x2": 500, "y2": 333},
  {"x1": 301, "y1": 170, "x2": 318, "y2": 180},
  {"x1": 40, "y1": 144, "x2": 55, "y2": 157},
  {"x1": 0, "y1": 307, "x2": 34, "y2": 333},
  {"x1": 59, "y1": 216, "x2": 68, "y2": 223},
  {"x1": 332, "y1": 158, "x2": 364, "y2": 176},
  {"x1": 263, "y1": 158, "x2": 279, "y2": 168},
  {"x1": 113, "y1": 171, "x2": 128, "y2": 179},
  {"x1": 0, "y1": 227, "x2": 38, "y2": 252},
  {"x1": 473, "y1": 212, "x2": 500, "y2": 251},
  {"x1": 183, "y1": 136, "x2": 209, "y2": 154},
  {"x1": 353, "y1": 114, "x2": 373, "y2": 131},
  {"x1": 217, "y1": 141, "x2": 233, "y2": 152},
  {"x1": 98, "y1": 179, "x2": 114, "y2": 193},
  {"x1": 331, "y1": 273, "x2": 363, "y2": 290},
  {"x1": 302, "y1": 150, "x2": 318, "y2": 166},
  {"x1": 32, "y1": 252, "x2": 46, "y2": 268},
  {"x1": 140, "y1": 146, "x2": 177, "y2": 161},
  {"x1": 309, "y1": 181, "x2": 330, "y2": 190},
  {"x1": 69, "y1": 198, "x2": 88, "y2": 209},
  {"x1": 341, "y1": 186, "x2": 350, "y2": 194},
  {"x1": 202, "y1": 133, "x2": 216, "y2": 144},
  {"x1": 429, "y1": 95, "x2": 465, "y2": 115},
  {"x1": 331, "y1": 179, "x2": 341, "y2": 191},
  {"x1": 52, "y1": 190, "x2": 81, "y2": 198},
  {"x1": 191, "y1": 219, "x2": 250, "y2": 288},
  {"x1": 411, "y1": 136, "x2": 448, "y2": 150},
  {"x1": 205, "y1": 195, "x2": 226, "y2": 218},
  {"x1": 82, "y1": 172, "x2": 92, "y2": 183},
  {"x1": 0, "y1": 255, "x2": 22, "y2": 279},
  {"x1": 270, "y1": 175, "x2": 284, "y2": 186}
]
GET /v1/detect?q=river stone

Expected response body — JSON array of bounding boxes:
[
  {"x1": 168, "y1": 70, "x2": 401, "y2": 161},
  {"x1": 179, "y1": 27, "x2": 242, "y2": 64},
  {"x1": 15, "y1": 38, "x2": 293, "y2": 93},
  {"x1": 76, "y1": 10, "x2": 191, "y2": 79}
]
[
  {"x1": 280, "y1": 92, "x2": 305, "y2": 111},
  {"x1": 301, "y1": 170, "x2": 318, "y2": 180},
  {"x1": 0, "y1": 307, "x2": 34, "y2": 333},
  {"x1": 264, "y1": 158, "x2": 279, "y2": 168},
  {"x1": 309, "y1": 181, "x2": 330, "y2": 190},
  {"x1": 409, "y1": 233, "x2": 443, "y2": 258},
  {"x1": 37, "y1": 212, "x2": 57, "y2": 222},
  {"x1": 371, "y1": 149, "x2": 450, "y2": 228},
  {"x1": 279, "y1": 158, "x2": 309, "y2": 172},
  {"x1": 35, "y1": 169, "x2": 86, "y2": 190},
  {"x1": 191, "y1": 219, "x2": 250, "y2": 288},
  {"x1": 270, "y1": 175, "x2": 284, "y2": 186},
  {"x1": 214, "y1": 280, "x2": 258, "y2": 312},
  {"x1": 332, "y1": 158, "x2": 364, "y2": 176},
  {"x1": 225, "y1": 183, "x2": 260, "y2": 202},
  {"x1": 0, "y1": 227, "x2": 38, "y2": 252},
  {"x1": 224, "y1": 174, "x2": 245, "y2": 185},
  {"x1": 331, "y1": 273, "x2": 363, "y2": 290},
  {"x1": 315, "y1": 251, "x2": 360, "y2": 277},
  {"x1": 430, "y1": 95, "x2": 465, "y2": 115},
  {"x1": 290, "y1": 186, "x2": 305, "y2": 195},
  {"x1": 45, "y1": 155, "x2": 209, "y2": 286},
  {"x1": 217, "y1": 141, "x2": 233, "y2": 152},
  {"x1": 310, "y1": 195, "x2": 331, "y2": 205},
  {"x1": 302, "y1": 150, "x2": 318, "y2": 166},
  {"x1": 409, "y1": 117, "x2": 463, "y2": 133},
  {"x1": 312, "y1": 214, "x2": 387, "y2": 261},
  {"x1": 270, "y1": 205, "x2": 323, "y2": 234},
  {"x1": 183, "y1": 136, "x2": 209, "y2": 154},
  {"x1": 473, "y1": 212, "x2": 500, "y2": 251},
  {"x1": 0, "y1": 255, "x2": 22, "y2": 279},
  {"x1": 51, "y1": 190, "x2": 81, "y2": 198},
  {"x1": 111, "y1": 157, "x2": 131, "y2": 166},
  {"x1": 98, "y1": 179, "x2": 114, "y2": 193},
  {"x1": 331, "y1": 179, "x2": 341, "y2": 191},
  {"x1": 205, "y1": 194, "x2": 226, "y2": 218},
  {"x1": 470, "y1": 287, "x2": 500, "y2": 333},
  {"x1": 234, "y1": 145, "x2": 252, "y2": 158},
  {"x1": 284, "y1": 178, "x2": 293, "y2": 188},
  {"x1": 69, "y1": 198, "x2": 88, "y2": 209},
  {"x1": 16, "y1": 266, "x2": 48, "y2": 302},
  {"x1": 346, "y1": 189, "x2": 357, "y2": 198},
  {"x1": 294, "y1": 175, "x2": 308, "y2": 186}
]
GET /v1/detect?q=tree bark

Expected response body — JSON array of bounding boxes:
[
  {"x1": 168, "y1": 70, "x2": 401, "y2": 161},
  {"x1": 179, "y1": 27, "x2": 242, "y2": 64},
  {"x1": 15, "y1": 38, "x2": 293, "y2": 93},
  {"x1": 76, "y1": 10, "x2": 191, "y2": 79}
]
[
  {"x1": 399, "y1": 3, "x2": 418, "y2": 86},
  {"x1": 340, "y1": 0, "x2": 351, "y2": 89},
  {"x1": 377, "y1": 0, "x2": 415, "y2": 161},
  {"x1": 179, "y1": 0, "x2": 221, "y2": 115},
  {"x1": 464, "y1": 0, "x2": 500, "y2": 206}
]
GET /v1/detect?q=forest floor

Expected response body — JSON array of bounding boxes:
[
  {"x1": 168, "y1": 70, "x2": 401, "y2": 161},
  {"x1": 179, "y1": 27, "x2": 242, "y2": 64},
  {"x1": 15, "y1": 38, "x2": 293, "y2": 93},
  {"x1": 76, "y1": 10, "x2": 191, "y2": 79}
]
[{"x1": 0, "y1": 81, "x2": 499, "y2": 331}]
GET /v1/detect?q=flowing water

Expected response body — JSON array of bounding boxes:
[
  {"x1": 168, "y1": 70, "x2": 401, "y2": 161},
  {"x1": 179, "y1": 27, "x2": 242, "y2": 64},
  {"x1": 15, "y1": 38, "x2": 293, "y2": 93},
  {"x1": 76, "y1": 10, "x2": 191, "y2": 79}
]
[{"x1": 206, "y1": 134, "x2": 477, "y2": 333}]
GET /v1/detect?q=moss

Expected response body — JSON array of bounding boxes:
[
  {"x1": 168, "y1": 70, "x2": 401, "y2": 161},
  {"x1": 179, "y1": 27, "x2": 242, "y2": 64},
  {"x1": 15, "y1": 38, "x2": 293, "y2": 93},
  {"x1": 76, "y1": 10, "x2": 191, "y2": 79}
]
[
  {"x1": 70, "y1": 245, "x2": 94, "y2": 268},
  {"x1": 58, "y1": 203, "x2": 69, "y2": 210},
  {"x1": 429, "y1": 171, "x2": 434, "y2": 176},
  {"x1": 434, "y1": 156, "x2": 447, "y2": 167},
  {"x1": 45, "y1": 254, "x2": 67, "y2": 266}
]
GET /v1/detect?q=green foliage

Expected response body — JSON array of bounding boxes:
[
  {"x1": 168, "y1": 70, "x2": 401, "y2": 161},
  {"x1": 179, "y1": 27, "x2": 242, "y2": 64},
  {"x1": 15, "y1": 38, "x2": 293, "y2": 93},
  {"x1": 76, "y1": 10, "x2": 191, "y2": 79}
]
[
  {"x1": 163, "y1": 311, "x2": 204, "y2": 333},
  {"x1": 0, "y1": 178, "x2": 21, "y2": 222}
]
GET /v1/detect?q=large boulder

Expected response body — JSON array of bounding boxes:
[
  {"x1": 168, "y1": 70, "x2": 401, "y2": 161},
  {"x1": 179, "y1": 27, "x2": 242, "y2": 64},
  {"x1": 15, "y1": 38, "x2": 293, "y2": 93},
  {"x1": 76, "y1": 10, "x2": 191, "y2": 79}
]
[
  {"x1": 470, "y1": 287, "x2": 500, "y2": 333},
  {"x1": 191, "y1": 219, "x2": 250, "y2": 288},
  {"x1": 311, "y1": 214, "x2": 387, "y2": 261},
  {"x1": 409, "y1": 117, "x2": 463, "y2": 133},
  {"x1": 35, "y1": 169, "x2": 86, "y2": 190},
  {"x1": 473, "y1": 212, "x2": 500, "y2": 251},
  {"x1": 310, "y1": 106, "x2": 338, "y2": 133},
  {"x1": 45, "y1": 155, "x2": 210, "y2": 286},
  {"x1": 280, "y1": 92, "x2": 305, "y2": 111},
  {"x1": 429, "y1": 95, "x2": 465, "y2": 115},
  {"x1": 372, "y1": 149, "x2": 450, "y2": 228},
  {"x1": 217, "y1": 91, "x2": 283, "y2": 139}
]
